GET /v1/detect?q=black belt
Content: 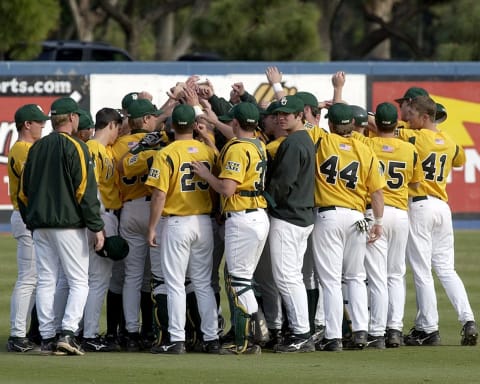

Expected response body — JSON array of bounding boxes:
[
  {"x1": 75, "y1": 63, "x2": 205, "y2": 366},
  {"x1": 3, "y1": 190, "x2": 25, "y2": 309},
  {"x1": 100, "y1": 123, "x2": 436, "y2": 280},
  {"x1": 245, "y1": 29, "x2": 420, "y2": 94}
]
[
  {"x1": 317, "y1": 206, "x2": 336, "y2": 212},
  {"x1": 412, "y1": 196, "x2": 427, "y2": 202},
  {"x1": 226, "y1": 208, "x2": 258, "y2": 218},
  {"x1": 105, "y1": 209, "x2": 120, "y2": 215},
  {"x1": 366, "y1": 204, "x2": 372, "y2": 210}
]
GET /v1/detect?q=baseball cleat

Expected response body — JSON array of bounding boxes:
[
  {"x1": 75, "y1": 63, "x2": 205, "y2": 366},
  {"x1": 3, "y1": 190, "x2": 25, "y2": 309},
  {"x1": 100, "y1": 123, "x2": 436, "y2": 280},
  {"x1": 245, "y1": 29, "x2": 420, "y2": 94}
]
[
  {"x1": 40, "y1": 337, "x2": 66, "y2": 356},
  {"x1": 366, "y1": 334, "x2": 386, "y2": 349},
  {"x1": 404, "y1": 328, "x2": 440, "y2": 346},
  {"x1": 202, "y1": 339, "x2": 222, "y2": 354},
  {"x1": 352, "y1": 330, "x2": 368, "y2": 349},
  {"x1": 386, "y1": 329, "x2": 402, "y2": 348},
  {"x1": 461, "y1": 321, "x2": 478, "y2": 346},
  {"x1": 274, "y1": 335, "x2": 315, "y2": 353},
  {"x1": 311, "y1": 325, "x2": 326, "y2": 344},
  {"x1": 151, "y1": 341, "x2": 186, "y2": 355},
  {"x1": 124, "y1": 332, "x2": 143, "y2": 352},
  {"x1": 7, "y1": 337, "x2": 35, "y2": 353},
  {"x1": 56, "y1": 333, "x2": 85, "y2": 356},
  {"x1": 315, "y1": 338, "x2": 342, "y2": 352},
  {"x1": 82, "y1": 336, "x2": 115, "y2": 352}
]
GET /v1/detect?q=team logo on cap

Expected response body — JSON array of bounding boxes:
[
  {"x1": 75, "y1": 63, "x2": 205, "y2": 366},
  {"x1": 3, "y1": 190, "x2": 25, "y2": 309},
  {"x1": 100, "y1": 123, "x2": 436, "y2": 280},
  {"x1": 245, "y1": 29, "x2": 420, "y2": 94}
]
[{"x1": 280, "y1": 97, "x2": 288, "y2": 105}]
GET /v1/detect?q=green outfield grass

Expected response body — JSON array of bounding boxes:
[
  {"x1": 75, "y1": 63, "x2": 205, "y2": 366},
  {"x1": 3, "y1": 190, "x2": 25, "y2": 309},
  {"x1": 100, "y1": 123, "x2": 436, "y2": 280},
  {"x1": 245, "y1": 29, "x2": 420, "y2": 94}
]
[{"x1": 0, "y1": 231, "x2": 478, "y2": 384}]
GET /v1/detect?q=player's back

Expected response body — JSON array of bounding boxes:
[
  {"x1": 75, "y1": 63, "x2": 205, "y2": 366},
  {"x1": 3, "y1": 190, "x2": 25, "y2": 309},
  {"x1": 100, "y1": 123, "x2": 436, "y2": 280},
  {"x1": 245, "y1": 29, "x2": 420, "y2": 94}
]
[
  {"x1": 369, "y1": 137, "x2": 423, "y2": 210},
  {"x1": 218, "y1": 138, "x2": 268, "y2": 212},
  {"x1": 315, "y1": 133, "x2": 384, "y2": 212},
  {"x1": 397, "y1": 128, "x2": 465, "y2": 202},
  {"x1": 111, "y1": 131, "x2": 151, "y2": 201},
  {"x1": 145, "y1": 139, "x2": 216, "y2": 216}
]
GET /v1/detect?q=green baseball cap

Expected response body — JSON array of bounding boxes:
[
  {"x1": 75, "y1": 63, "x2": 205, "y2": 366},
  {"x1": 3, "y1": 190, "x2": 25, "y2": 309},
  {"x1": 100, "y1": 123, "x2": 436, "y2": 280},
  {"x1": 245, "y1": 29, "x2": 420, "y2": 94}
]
[
  {"x1": 326, "y1": 103, "x2": 353, "y2": 125},
  {"x1": 273, "y1": 95, "x2": 305, "y2": 114},
  {"x1": 172, "y1": 104, "x2": 195, "y2": 126},
  {"x1": 14, "y1": 104, "x2": 50, "y2": 124},
  {"x1": 295, "y1": 92, "x2": 318, "y2": 108},
  {"x1": 96, "y1": 235, "x2": 129, "y2": 261},
  {"x1": 219, "y1": 102, "x2": 260, "y2": 125},
  {"x1": 435, "y1": 103, "x2": 447, "y2": 123},
  {"x1": 395, "y1": 87, "x2": 429, "y2": 104},
  {"x1": 78, "y1": 109, "x2": 95, "y2": 131},
  {"x1": 261, "y1": 101, "x2": 280, "y2": 116},
  {"x1": 350, "y1": 105, "x2": 368, "y2": 127},
  {"x1": 375, "y1": 102, "x2": 398, "y2": 125},
  {"x1": 50, "y1": 97, "x2": 81, "y2": 115},
  {"x1": 121, "y1": 92, "x2": 139, "y2": 110},
  {"x1": 127, "y1": 99, "x2": 162, "y2": 119}
]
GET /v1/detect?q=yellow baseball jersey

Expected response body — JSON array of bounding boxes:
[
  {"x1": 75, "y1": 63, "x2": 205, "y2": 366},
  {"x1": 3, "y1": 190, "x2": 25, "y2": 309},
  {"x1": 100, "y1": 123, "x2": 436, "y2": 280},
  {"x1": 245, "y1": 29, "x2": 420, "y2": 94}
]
[
  {"x1": 145, "y1": 139, "x2": 216, "y2": 216},
  {"x1": 314, "y1": 130, "x2": 386, "y2": 212},
  {"x1": 8, "y1": 141, "x2": 32, "y2": 210},
  {"x1": 397, "y1": 128, "x2": 465, "y2": 202},
  {"x1": 111, "y1": 131, "x2": 152, "y2": 202},
  {"x1": 218, "y1": 138, "x2": 268, "y2": 212},
  {"x1": 307, "y1": 125, "x2": 325, "y2": 145},
  {"x1": 86, "y1": 140, "x2": 122, "y2": 210},
  {"x1": 266, "y1": 136, "x2": 286, "y2": 160},
  {"x1": 353, "y1": 133, "x2": 424, "y2": 210}
]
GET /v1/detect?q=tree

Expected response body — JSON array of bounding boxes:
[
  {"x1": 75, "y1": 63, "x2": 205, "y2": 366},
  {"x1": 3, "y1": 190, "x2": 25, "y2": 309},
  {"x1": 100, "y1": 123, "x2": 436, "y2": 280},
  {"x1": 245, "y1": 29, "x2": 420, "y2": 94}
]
[
  {"x1": 0, "y1": 0, "x2": 60, "y2": 60},
  {"x1": 96, "y1": 0, "x2": 207, "y2": 60},
  {"x1": 327, "y1": 0, "x2": 448, "y2": 61},
  {"x1": 433, "y1": 0, "x2": 480, "y2": 60},
  {"x1": 66, "y1": 0, "x2": 108, "y2": 41},
  {"x1": 191, "y1": 0, "x2": 325, "y2": 61}
]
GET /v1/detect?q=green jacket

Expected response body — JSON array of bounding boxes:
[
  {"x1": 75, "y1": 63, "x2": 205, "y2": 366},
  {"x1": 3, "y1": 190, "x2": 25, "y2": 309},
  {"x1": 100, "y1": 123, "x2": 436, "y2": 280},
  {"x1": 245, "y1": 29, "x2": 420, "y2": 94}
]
[
  {"x1": 266, "y1": 130, "x2": 315, "y2": 227},
  {"x1": 19, "y1": 131, "x2": 104, "y2": 232}
]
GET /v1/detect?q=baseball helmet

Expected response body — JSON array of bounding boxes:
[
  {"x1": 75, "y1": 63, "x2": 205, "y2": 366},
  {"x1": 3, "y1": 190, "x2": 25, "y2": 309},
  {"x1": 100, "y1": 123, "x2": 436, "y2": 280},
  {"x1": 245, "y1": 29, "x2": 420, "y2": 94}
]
[{"x1": 350, "y1": 105, "x2": 368, "y2": 127}]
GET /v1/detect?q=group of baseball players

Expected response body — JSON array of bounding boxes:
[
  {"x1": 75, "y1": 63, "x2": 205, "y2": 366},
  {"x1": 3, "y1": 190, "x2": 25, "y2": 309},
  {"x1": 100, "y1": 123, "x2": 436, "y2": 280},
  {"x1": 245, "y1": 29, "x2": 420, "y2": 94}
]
[{"x1": 6, "y1": 66, "x2": 478, "y2": 356}]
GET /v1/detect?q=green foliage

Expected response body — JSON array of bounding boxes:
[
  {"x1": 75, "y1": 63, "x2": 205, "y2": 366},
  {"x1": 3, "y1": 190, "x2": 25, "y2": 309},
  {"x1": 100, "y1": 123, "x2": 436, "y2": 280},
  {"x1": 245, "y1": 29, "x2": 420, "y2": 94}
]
[
  {"x1": 0, "y1": 0, "x2": 60, "y2": 59},
  {"x1": 191, "y1": 0, "x2": 325, "y2": 61},
  {"x1": 433, "y1": 0, "x2": 480, "y2": 60}
]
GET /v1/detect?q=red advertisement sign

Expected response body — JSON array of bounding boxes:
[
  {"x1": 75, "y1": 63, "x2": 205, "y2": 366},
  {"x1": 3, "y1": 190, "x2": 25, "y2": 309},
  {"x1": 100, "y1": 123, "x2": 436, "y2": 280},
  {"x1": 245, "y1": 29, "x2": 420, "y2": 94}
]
[
  {"x1": 0, "y1": 76, "x2": 89, "y2": 208},
  {"x1": 371, "y1": 80, "x2": 480, "y2": 215}
]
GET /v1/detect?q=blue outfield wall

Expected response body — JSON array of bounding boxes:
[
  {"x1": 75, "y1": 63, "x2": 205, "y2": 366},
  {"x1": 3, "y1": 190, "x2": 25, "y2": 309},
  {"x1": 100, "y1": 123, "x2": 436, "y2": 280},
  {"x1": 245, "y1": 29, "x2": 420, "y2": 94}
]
[{"x1": 2, "y1": 61, "x2": 480, "y2": 76}]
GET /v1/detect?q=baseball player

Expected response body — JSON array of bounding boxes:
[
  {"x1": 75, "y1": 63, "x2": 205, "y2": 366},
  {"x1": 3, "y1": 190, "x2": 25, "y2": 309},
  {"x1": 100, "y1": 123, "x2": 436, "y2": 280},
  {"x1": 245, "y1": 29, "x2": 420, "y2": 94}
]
[
  {"x1": 18, "y1": 97, "x2": 104, "y2": 356},
  {"x1": 312, "y1": 103, "x2": 385, "y2": 352},
  {"x1": 81, "y1": 108, "x2": 124, "y2": 352},
  {"x1": 145, "y1": 104, "x2": 220, "y2": 354},
  {"x1": 354, "y1": 103, "x2": 424, "y2": 348},
  {"x1": 111, "y1": 98, "x2": 162, "y2": 351},
  {"x1": 192, "y1": 102, "x2": 270, "y2": 355},
  {"x1": 74, "y1": 109, "x2": 95, "y2": 143},
  {"x1": 266, "y1": 95, "x2": 316, "y2": 353},
  {"x1": 394, "y1": 96, "x2": 478, "y2": 346},
  {"x1": 7, "y1": 104, "x2": 49, "y2": 353}
]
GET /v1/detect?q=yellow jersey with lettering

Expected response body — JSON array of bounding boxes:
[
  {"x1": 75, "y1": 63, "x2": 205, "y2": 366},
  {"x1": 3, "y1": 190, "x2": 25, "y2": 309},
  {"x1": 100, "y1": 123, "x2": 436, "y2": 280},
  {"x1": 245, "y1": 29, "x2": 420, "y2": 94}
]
[
  {"x1": 397, "y1": 128, "x2": 465, "y2": 202},
  {"x1": 111, "y1": 131, "x2": 151, "y2": 202},
  {"x1": 266, "y1": 136, "x2": 286, "y2": 161},
  {"x1": 86, "y1": 140, "x2": 122, "y2": 210},
  {"x1": 218, "y1": 138, "x2": 268, "y2": 212},
  {"x1": 314, "y1": 130, "x2": 386, "y2": 212},
  {"x1": 8, "y1": 141, "x2": 32, "y2": 210},
  {"x1": 145, "y1": 139, "x2": 216, "y2": 216},
  {"x1": 352, "y1": 132, "x2": 424, "y2": 210}
]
